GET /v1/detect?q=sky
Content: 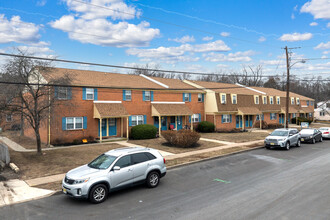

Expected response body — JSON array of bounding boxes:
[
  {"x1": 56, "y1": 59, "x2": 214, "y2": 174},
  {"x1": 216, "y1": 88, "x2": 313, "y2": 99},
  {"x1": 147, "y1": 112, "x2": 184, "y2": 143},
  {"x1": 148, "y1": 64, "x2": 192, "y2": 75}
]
[{"x1": 0, "y1": 0, "x2": 329, "y2": 80}]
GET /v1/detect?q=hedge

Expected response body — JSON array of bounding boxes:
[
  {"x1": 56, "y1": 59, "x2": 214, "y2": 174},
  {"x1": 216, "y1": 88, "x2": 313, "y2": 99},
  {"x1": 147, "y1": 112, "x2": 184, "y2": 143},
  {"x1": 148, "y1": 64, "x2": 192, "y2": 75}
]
[
  {"x1": 162, "y1": 130, "x2": 200, "y2": 148},
  {"x1": 131, "y1": 124, "x2": 157, "y2": 140},
  {"x1": 197, "y1": 121, "x2": 215, "y2": 132}
]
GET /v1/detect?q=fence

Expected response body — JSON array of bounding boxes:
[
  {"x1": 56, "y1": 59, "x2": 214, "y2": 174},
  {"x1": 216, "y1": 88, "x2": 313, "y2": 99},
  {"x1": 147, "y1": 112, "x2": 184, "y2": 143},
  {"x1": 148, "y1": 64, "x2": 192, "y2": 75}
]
[{"x1": 0, "y1": 143, "x2": 10, "y2": 164}]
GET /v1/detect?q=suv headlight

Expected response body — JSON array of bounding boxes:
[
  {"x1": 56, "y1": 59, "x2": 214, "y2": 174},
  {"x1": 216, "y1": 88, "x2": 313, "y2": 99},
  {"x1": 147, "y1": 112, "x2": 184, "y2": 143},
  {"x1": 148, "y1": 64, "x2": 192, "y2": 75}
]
[
  {"x1": 278, "y1": 138, "x2": 286, "y2": 142},
  {"x1": 73, "y1": 178, "x2": 90, "y2": 184}
]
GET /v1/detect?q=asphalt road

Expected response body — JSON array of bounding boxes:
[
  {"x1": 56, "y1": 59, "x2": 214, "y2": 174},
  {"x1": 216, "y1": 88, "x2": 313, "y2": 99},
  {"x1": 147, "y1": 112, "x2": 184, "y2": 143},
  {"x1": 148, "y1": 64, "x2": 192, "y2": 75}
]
[{"x1": 1, "y1": 140, "x2": 330, "y2": 220}]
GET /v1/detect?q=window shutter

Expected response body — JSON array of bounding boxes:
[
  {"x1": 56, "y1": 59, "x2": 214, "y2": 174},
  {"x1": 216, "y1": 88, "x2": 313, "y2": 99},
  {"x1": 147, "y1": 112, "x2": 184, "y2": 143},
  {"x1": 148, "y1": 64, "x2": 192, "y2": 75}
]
[
  {"x1": 142, "y1": 91, "x2": 146, "y2": 101},
  {"x1": 189, "y1": 116, "x2": 191, "y2": 123},
  {"x1": 262, "y1": 114, "x2": 264, "y2": 120},
  {"x1": 182, "y1": 93, "x2": 185, "y2": 102},
  {"x1": 94, "y1": 88, "x2": 98, "y2": 100},
  {"x1": 189, "y1": 93, "x2": 191, "y2": 102},
  {"x1": 67, "y1": 87, "x2": 72, "y2": 100},
  {"x1": 221, "y1": 115, "x2": 224, "y2": 123},
  {"x1": 202, "y1": 94, "x2": 204, "y2": 102},
  {"x1": 54, "y1": 87, "x2": 58, "y2": 99},
  {"x1": 62, "y1": 117, "x2": 66, "y2": 130},
  {"x1": 129, "y1": 116, "x2": 132, "y2": 126},
  {"x1": 144, "y1": 115, "x2": 147, "y2": 124},
  {"x1": 82, "y1": 88, "x2": 86, "y2": 100},
  {"x1": 199, "y1": 114, "x2": 201, "y2": 122},
  {"x1": 275, "y1": 113, "x2": 277, "y2": 120},
  {"x1": 151, "y1": 91, "x2": 154, "y2": 101},
  {"x1": 123, "y1": 90, "x2": 126, "y2": 101},
  {"x1": 230, "y1": 115, "x2": 232, "y2": 123},
  {"x1": 83, "y1": 116, "x2": 87, "y2": 129}
]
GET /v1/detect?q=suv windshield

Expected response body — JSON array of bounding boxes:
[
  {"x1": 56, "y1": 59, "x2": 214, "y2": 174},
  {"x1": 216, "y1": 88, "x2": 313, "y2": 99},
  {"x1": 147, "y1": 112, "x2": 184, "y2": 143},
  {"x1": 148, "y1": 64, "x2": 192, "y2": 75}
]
[
  {"x1": 300, "y1": 129, "x2": 313, "y2": 134},
  {"x1": 270, "y1": 130, "x2": 289, "y2": 136},
  {"x1": 88, "y1": 154, "x2": 117, "y2": 170}
]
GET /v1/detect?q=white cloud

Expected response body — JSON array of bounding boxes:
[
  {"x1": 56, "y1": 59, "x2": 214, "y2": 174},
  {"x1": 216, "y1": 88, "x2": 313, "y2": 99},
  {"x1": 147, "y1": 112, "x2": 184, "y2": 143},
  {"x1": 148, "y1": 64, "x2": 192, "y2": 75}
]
[
  {"x1": 169, "y1": 35, "x2": 195, "y2": 43},
  {"x1": 301, "y1": 0, "x2": 330, "y2": 20},
  {"x1": 203, "y1": 50, "x2": 255, "y2": 62},
  {"x1": 258, "y1": 36, "x2": 266, "y2": 42},
  {"x1": 279, "y1": 32, "x2": 313, "y2": 42},
  {"x1": 322, "y1": 51, "x2": 329, "y2": 54},
  {"x1": 50, "y1": 0, "x2": 159, "y2": 47},
  {"x1": 0, "y1": 14, "x2": 40, "y2": 44},
  {"x1": 126, "y1": 40, "x2": 230, "y2": 63},
  {"x1": 294, "y1": 5, "x2": 298, "y2": 11},
  {"x1": 291, "y1": 13, "x2": 295, "y2": 20},
  {"x1": 314, "y1": 41, "x2": 330, "y2": 50},
  {"x1": 216, "y1": 64, "x2": 228, "y2": 68},
  {"x1": 220, "y1": 32, "x2": 230, "y2": 37},
  {"x1": 202, "y1": 36, "x2": 213, "y2": 41},
  {"x1": 310, "y1": 22, "x2": 318, "y2": 26},
  {"x1": 327, "y1": 22, "x2": 330, "y2": 28},
  {"x1": 36, "y1": 0, "x2": 47, "y2": 6}
]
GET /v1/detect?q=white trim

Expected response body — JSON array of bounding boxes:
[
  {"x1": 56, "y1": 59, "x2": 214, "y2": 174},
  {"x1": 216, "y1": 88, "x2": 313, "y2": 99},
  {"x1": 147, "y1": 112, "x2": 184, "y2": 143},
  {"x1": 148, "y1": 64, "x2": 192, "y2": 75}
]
[
  {"x1": 235, "y1": 83, "x2": 266, "y2": 95},
  {"x1": 93, "y1": 101, "x2": 122, "y2": 103},
  {"x1": 140, "y1": 74, "x2": 169, "y2": 88},
  {"x1": 301, "y1": 105, "x2": 308, "y2": 108},
  {"x1": 151, "y1": 101, "x2": 185, "y2": 104}
]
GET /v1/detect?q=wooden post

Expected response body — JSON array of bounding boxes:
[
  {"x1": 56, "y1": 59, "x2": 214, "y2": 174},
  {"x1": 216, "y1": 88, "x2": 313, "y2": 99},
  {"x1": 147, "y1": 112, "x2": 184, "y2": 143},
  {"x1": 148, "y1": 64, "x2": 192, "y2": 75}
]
[
  {"x1": 242, "y1": 115, "x2": 245, "y2": 131},
  {"x1": 126, "y1": 117, "x2": 129, "y2": 139},
  {"x1": 191, "y1": 115, "x2": 193, "y2": 130},
  {"x1": 214, "y1": 114, "x2": 216, "y2": 131},
  {"x1": 121, "y1": 117, "x2": 123, "y2": 137},
  {"x1": 99, "y1": 118, "x2": 102, "y2": 142},
  {"x1": 106, "y1": 118, "x2": 109, "y2": 137},
  {"x1": 175, "y1": 116, "x2": 177, "y2": 130},
  {"x1": 158, "y1": 116, "x2": 161, "y2": 137},
  {"x1": 259, "y1": 114, "x2": 262, "y2": 129}
]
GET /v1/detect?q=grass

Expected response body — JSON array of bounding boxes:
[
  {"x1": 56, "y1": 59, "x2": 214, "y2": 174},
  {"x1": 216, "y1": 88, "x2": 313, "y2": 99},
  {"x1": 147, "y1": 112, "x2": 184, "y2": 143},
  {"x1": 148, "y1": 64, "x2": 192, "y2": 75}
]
[
  {"x1": 1, "y1": 131, "x2": 48, "y2": 150},
  {"x1": 200, "y1": 132, "x2": 268, "y2": 143},
  {"x1": 9, "y1": 144, "x2": 124, "y2": 180},
  {"x1": 128, "y1": 137, "x2": 222, "y2": 154}
]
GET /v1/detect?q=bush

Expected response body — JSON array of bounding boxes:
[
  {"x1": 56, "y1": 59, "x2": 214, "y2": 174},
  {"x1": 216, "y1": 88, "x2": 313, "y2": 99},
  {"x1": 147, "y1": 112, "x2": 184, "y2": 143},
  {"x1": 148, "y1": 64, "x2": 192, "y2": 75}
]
[
  {"x1": 253, "y1": 121, "x2": 268, "y2": 129},
  {"x1": 131, "y1": 124, "x2": 157, "y2": 140},
  {"x1": 296, "y1": 117, "x2": 313, "y2": 125},
  {"x1": 197, "y1": 121, "x2": 215, "y2": 133},
  {"x1": 216, "y1": 128, "x2": 243, "y2": 133},
  {"x1": 162, "y1": 130, "x2": 200, "y2": 148},
  {"x1": 291, "y1": 117, "x2": 297, "y2": 124},
  {"x1": 267, "y1": 123, "x2": 284, "y2": 129}
]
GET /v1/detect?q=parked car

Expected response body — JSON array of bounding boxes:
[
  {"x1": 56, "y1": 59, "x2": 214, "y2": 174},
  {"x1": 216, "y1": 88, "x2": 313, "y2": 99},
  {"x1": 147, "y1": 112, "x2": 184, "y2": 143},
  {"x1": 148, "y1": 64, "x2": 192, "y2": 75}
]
[
  {"x1": 62, "y1": 147, "x2": 166, "y2": 204},
  {"x1": 319, "y1": 127, "x2": 330, "y2": 139},
  {"x1": 264, "y1": 128, "x2": 301, "y2": 150},
  {"x1": 299, "y1": 129, "x2": 323, "y2": 144}
]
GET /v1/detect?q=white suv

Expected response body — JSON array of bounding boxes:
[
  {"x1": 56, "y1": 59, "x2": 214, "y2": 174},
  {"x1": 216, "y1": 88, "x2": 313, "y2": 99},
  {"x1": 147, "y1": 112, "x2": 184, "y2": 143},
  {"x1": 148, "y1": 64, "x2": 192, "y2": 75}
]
[
  {"x1": 62, "y1": 147, "x2": 166, "y2": 204},
  {"x1": 264, "y1": 128, "x2": 301, "y2": 150}
]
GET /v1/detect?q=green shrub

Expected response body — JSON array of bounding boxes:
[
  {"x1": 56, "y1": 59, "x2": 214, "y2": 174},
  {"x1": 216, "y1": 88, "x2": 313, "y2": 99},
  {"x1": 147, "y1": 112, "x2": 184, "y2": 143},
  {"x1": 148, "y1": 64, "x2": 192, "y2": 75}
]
[
  {"x1": 162, "y1": 130, "x2": 200, "y2": 148},
  {"x1": 197, "y1": 121, "x2": 215, "y2": 132},
  {"x1": 131, "y1": 124, "x2": 157, "y2": 140},
  {"x1": 291, "y1": 117, "x2": 297, "y2": 124},
  {"x1": 296, "y1": 117, "x2": 313, "y2": 125}
]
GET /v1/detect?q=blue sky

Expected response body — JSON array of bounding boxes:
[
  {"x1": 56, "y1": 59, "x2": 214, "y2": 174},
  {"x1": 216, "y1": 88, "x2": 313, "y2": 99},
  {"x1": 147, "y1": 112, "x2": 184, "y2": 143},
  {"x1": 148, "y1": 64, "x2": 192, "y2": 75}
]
[{"x1": 0, "y1": 0, "x2": 329, "y2": 79}]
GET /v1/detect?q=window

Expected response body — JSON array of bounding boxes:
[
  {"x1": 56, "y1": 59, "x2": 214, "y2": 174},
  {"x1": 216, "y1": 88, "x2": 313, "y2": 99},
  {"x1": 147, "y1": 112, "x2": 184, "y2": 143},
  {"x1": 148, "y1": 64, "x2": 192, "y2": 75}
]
[
  {"x1": 270, "y1": 113, "x2": 276, "y2": 120},
  {"x1": 144, "y1": 91, "x2": 151, "y2": 101},
  {"x1": 220, "y1": 93, "x2": 226, "y2": 104},
  {"x1": 309, "y1": 113, "x2": 313, "y2": 118},
  {"x1": 310, "y1": 101, "x2": 314, "y2": 106},
  {"x1": 66, "y1": 117, "x2": 83, "y2": 130},
  {"x1": 277, "y1": 97, "x2": 280, "y2": 105},
  {"x1": 255, "y1": 96, "x2": 259, "y2": 104},
  {"x1": 58, "y1": 87, "x2": 69, "y2": 99},
  {"x1": 291, "y1": 98, "x2": 295, "y2": 105},
  {"x1": 86, "y1": 88, "x2": 94, "y2": 100},
  {"x1": 256, "y1": 115, "x2": 263, "y2": 121},
  {"x1": 125, "y1": 90, "x2": 132, "y2": 101},
  {"x1": 131, "y1": 115, "x2": 144, "y2": 126},
  {"x1": 114, "y1": 155, "x2": 132, "y2": 169},
  {"x1": 232, "y1": 94, "x2": 237, "y2": 104},
  {"x1": 296, "y1": 98, "x2": 300, "y2": 105},
  {"x1": 192, "y1": 114, "x2": 200, "y2": 123},
  {"x1": 144, "y1": 152, "x2": 156, "y2": 160},
  {"x1": 198, "y1": 94, "x2": 203, "y2": 102},
  {"x1": 184, "y1": 93, "x2": 190, "y2": 102},
  {"x1": 320, "y1": 111, "x2": 325, "y2": 116},
  {"x1": 292, "y1": 113, "x2": 296, "y2": 118},
  {"x1": 222, "y1": 114, "x2": 230, "y2": 123},
  {"x1": 263, "y1": 96, "x2": 267, "y2": 104},
  {"x1": 132, "y1": 153, "x2": 149, "y2": 164},
  {"x1": 270, "y1": 97, "x2": 274, "y2": 104},
  {"x1": 6, "y1": 114, "x2": 12, "y2": 122}
]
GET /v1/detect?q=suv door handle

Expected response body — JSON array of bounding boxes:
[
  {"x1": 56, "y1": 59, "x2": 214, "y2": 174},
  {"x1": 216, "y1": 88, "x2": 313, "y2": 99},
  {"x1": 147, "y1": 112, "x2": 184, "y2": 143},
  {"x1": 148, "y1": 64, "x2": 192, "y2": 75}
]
[{"x1": 128, "y1": 169, "x2": 133, "y2": 172}]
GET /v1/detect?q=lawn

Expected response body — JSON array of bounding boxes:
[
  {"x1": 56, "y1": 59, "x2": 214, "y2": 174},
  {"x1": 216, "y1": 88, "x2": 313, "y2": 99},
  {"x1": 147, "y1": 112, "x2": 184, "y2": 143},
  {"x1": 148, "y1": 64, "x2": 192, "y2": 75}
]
[
  {"x1": 200, "y1": 132, "x2": 269, "y2": 143},
  {"x1": 1, "y1": 131, "x2": 48, "y2": 150},
  {"x1": 128, "y1": 137, "x2": 222, "y2": 154},
  {"x1": 9, "y1": 144, "x2": 124, "y2": 180}
]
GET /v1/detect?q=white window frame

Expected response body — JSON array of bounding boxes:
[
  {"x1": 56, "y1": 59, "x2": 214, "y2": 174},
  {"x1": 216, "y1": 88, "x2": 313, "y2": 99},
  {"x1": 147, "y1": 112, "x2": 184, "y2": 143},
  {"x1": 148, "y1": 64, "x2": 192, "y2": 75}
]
[
  {"x1": 320, "y1": 111, "x2": 325, "y2": 116},
  {"x1": 66, "y1": 117, "x2": 83, "y2": 130},
  {"x1": 270, "y1": 113, "x2": 276, "y2": 120},
  {"x1": 145, "y1": 91, "x2": 151, "y2": 101},
  {"x1": 192, "y1": 114, "x2": 200, "y2": 123},
  {"x1": 198, "y1": 94, "x2": 203, "y2": 102},
  {"x1": 58, "y1": 87, "x2": 69, "y2": 100},
  {"x1": 270, "y1": 96, "x2": 274, "y2": 104},
  {"x1": 232, "y1": 94, "x2": 237, "y2": 104},
  {"x1": 263, "y1": 96, "x2": 267, "y2": 104},
  {"x1": 296, "y1": 98, "x2": 300, "y2": 105},
  {"x1": 255, "y1": 96, "x2": 259, "y2": 104},
  {"x1": 309, "y1": 113, "x2": 313, "y2": 118},
  {"x1": 292, "y1": 113, "x2": 296, "y2": 118},
  {"x1": 220, "y1": 93, "x2": 226, "y2": 104},
  {"x1": 6, "y1": 114, "x2": 12, "y2": 122},
  {"x1": 291, "y1": 98, "x2": 295, "y2": 105},
  {"x1": 276, "y1": 97, "x2": 280, "y2": 105},
  {"x1": 223, "y1": 114, "x2": 230, "y2": 123},
  {"x1": 184, "y1": 93, "x2": 190, "y2": 102},
  {"x1": 131, "y1": 115, "x2": 144, "y2": 126},
  {"x1": 125, "y1": 90, "x2": 132, "y2": 101},
  {"x1": 86, "y1": 88, "x2": 94, "y2": 100}
]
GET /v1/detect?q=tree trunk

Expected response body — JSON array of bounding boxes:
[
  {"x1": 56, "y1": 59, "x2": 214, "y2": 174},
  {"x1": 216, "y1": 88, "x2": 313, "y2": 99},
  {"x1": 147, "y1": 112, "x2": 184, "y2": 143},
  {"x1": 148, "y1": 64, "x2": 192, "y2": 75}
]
[{"x1": 35, "y1": 125, "x2": 42, "y2": 154}]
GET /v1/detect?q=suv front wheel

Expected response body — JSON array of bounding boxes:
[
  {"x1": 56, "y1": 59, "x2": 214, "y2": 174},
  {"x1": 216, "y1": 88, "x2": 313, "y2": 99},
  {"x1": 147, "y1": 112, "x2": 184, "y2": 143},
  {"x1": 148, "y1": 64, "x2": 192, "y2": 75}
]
[
  {"x1": 146, "y1": 171, "x2": 160, "y2": 188},
  {"x1": 89, "y1": 184, "x2": 108, "y2": 204},
  {"x1": 285, "y1": 142, "x2": 290, "y2": 150},
  {"x1": 296, "y1": 139, "x2": 301, "y2": 147}
]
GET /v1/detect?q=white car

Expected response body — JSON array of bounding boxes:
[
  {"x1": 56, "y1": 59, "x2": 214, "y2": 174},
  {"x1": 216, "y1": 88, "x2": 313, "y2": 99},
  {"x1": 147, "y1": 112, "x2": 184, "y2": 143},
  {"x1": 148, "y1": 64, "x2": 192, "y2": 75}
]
[{"x1": 319, "y1": 127, "x2": 330, "y2": 139}]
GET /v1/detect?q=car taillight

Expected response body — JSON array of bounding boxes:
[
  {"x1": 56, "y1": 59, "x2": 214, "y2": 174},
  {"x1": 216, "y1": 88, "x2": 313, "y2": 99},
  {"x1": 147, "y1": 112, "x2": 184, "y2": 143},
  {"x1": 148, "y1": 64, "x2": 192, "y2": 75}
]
[
  {"x1": 163, "y1": 158, "x2": 166, "y2": 164},
  {"x1": 324, "y1": 132, "x2": 329, "y2": 134}
]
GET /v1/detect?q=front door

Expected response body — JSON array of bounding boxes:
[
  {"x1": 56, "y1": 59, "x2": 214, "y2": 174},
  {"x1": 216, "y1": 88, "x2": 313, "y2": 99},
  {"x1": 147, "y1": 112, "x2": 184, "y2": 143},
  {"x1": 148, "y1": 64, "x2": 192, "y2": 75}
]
[
  {"x1": 177, "y1": 116, "x2": 183, "y2": 130},
  {"x1": 279, "y1": 114, "x2": 284, "y2": 124},
  {"x1": 109, "y1": 118, "x2": 117, "y2": 136},
  {"x1": 236, "y1": 115, "x2": 242, "y2": 128},
  {"x1": 245, "y1": 115, "x2": 253, "y2": 128},
  {"x1": 99, "y1": 119, "x2": 107, "y2": 137},
  {"x1": 161, "y1": 117, "x2": 167, "y2": 130},
  {"x1": 170, "y1": 116, "x2": 176, "y2": 130},
  {"x1": 154, "y1": 117, "x2": 159, "y2": 129}
]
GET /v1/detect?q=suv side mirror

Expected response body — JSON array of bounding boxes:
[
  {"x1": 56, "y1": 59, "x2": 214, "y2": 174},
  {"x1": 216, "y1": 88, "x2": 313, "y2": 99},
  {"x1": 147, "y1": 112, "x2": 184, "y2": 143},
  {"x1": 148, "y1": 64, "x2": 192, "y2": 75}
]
[
  {"x1": 289, "y1": 134, "x2": 293, "y2": 136},
  {"x1": 113, "y1": 166, "x2": 121, "y2": 171}
]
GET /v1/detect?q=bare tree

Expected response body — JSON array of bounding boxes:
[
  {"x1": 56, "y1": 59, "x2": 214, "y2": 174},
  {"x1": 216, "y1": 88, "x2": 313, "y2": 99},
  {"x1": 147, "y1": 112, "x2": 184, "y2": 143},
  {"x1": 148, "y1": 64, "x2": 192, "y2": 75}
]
[
  {"x1": 0, "y1": 52, "x2": 70, "y2": 154},
  {"x1": 231, "y1": 65, "x2": 264, "y2": 86},
  {"x1": 130, "y1": 63, "x2": 169, "y2": 78}
]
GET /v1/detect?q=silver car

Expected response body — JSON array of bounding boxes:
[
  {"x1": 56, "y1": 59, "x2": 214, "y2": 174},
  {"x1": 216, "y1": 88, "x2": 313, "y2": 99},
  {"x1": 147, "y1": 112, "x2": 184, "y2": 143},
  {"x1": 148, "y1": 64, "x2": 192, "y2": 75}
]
[
  {"x1": 264, "y1": 128, "x2": 301, "y2": 150},
  {"x1": 319, "y1": 127, "x2": 330, "y2": 139},
  {"x1": 62, "y1": 147, "x2": 166, "y2": 204}
]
